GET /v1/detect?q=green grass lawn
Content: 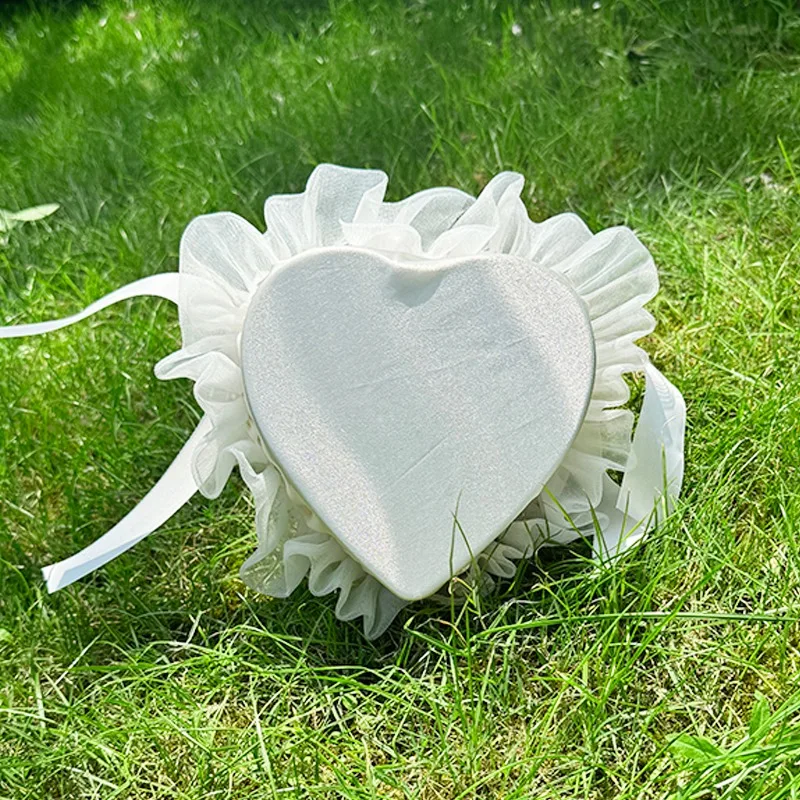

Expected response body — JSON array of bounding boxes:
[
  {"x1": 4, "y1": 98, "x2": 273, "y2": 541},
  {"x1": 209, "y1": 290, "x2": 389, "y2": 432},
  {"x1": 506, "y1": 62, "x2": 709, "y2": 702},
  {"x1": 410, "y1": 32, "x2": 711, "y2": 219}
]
[{"x1": 2, "y1": 0, "x2": 800, "y2": 797}]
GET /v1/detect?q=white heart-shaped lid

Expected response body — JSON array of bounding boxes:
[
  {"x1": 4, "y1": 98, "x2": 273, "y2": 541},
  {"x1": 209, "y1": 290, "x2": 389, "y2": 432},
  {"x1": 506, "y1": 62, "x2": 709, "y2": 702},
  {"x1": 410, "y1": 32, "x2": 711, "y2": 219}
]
[{"x1": 241, "y1": 248, "x2": 595, "y2": 601}]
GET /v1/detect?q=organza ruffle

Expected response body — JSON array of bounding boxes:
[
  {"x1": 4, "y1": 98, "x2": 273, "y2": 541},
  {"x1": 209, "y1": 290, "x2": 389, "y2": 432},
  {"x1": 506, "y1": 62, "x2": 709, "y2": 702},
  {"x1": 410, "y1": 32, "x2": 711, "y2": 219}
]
[{"x1": 155, "y1": 164, "x2": 667, "y2": 637}]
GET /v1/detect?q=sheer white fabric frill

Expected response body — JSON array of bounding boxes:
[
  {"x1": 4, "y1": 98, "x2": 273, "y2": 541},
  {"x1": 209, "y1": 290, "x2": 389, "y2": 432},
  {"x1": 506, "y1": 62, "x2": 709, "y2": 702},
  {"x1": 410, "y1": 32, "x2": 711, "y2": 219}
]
[{"x1": 152, "y1": 165, "x2": 685, "y2": 638}]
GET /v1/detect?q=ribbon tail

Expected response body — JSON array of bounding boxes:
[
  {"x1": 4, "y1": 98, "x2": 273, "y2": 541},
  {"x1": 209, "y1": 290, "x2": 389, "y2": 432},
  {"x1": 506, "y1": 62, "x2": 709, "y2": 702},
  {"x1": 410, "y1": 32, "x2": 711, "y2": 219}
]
[
  {"x1": 595, "y1": 361, "x2": 687, "y2": 559},
  {"x1": 0, "y1": 273, "x2": 180, "y2": 338},
  {"x1": 42, "y1": 415, "x2": 212, "y2": 592}
]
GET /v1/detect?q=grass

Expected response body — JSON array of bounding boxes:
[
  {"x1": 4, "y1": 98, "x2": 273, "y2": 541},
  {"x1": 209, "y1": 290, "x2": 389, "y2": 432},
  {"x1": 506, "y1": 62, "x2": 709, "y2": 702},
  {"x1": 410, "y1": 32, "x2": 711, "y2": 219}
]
[{"x1": 1, "y1": 0, "x2": 800, "y2": 796}]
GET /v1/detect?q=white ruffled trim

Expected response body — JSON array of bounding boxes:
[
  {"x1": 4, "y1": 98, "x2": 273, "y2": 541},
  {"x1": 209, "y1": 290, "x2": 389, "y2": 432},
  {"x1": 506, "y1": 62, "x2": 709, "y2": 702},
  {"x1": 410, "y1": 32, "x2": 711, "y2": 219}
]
[{"x1": 155, "y1": 164, "x2": 670, "y2": 638}]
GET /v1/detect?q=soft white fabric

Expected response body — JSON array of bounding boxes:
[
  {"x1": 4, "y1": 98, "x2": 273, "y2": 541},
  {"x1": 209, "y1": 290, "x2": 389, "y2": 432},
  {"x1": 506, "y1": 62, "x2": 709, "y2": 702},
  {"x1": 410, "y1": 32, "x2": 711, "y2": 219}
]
[{"x1": 154, "y1": 164, "x2": 685, "y2": 637}]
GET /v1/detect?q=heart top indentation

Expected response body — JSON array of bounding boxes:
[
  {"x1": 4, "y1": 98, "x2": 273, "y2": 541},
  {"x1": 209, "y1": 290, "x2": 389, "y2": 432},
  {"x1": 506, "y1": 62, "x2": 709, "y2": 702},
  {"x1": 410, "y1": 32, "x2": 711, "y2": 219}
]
[{"x1": 241, "y1": 248, "x2": 595, "y2": 601}]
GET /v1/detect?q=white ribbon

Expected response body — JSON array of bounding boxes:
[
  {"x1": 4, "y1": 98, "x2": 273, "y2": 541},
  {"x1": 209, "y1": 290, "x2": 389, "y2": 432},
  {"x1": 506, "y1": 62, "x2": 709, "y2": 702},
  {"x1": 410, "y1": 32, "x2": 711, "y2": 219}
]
[
  {"x1": 619, "y1": 360, "x2": 686, "y2": 520},
  {"x1": 595, "y1": 360, "x2": 686, "y2": 558},
  {"x1": 0, "y1": 273, "x2": 181, "y2": 339},
  {"x1": 0, "y1": 274, "x2": 208, "y2": 592},
  {"x1": 42, "y1": 416, "x2": 210, "y2": 591}
]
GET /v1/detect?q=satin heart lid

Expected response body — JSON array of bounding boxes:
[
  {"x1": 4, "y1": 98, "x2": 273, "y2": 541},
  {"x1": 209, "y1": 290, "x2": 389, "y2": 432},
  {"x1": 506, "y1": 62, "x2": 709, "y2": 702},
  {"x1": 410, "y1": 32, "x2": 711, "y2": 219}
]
[{"x1": 240, "y1": 248, "x2": 595, "y2": 601}]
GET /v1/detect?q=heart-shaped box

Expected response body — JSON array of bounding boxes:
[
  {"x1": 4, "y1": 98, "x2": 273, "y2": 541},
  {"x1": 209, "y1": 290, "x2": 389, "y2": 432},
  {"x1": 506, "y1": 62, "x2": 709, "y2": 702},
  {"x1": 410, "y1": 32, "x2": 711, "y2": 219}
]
[
  {"x1": 241, "y1": 248, "x2": 595, "y2": 600},
  {"x1": 20, "y1": 165, "x2": 683, "y2": 640}
]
